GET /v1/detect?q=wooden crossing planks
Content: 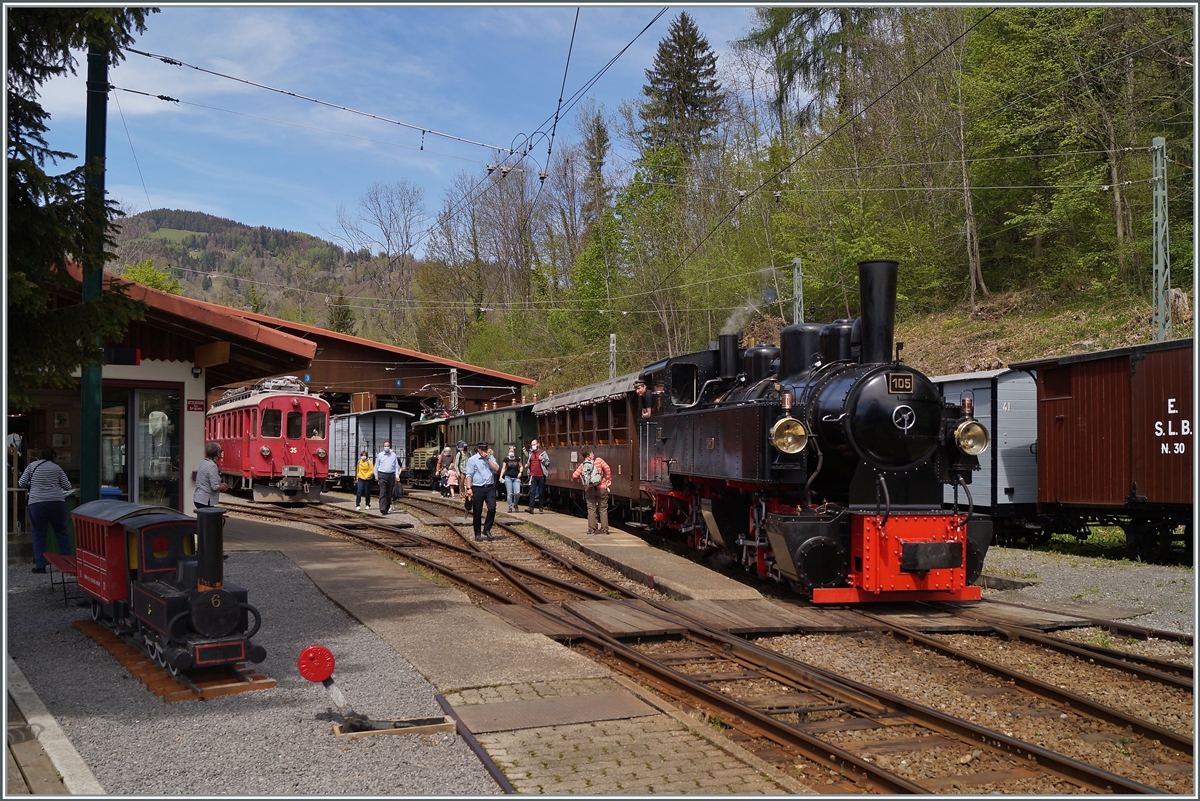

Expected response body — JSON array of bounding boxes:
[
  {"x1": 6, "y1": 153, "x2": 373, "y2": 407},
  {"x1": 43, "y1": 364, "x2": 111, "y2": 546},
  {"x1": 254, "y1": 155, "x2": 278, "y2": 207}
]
[
  {"x1": 72, "y1": 619, "x2": 276, "y2": 702},
  {"x1": 562, "y1": 600, "x2": 688, "y2": 637},
  {"x1": 966, "y1": 601, "x2": 1103, "y2": 630}
]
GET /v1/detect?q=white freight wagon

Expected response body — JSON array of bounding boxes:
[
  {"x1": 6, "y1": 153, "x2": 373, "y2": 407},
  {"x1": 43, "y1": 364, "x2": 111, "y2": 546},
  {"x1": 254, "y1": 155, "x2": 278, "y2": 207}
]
[{"x1": 328, "y1": 409, "x2": 414, "y2": 490}]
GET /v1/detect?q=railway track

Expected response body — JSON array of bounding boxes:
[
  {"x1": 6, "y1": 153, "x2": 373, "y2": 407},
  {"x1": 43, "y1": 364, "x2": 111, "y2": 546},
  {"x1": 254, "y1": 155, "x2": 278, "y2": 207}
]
[{"x1": 223, "y1": 498, "x2": 1192, "y2": 793}]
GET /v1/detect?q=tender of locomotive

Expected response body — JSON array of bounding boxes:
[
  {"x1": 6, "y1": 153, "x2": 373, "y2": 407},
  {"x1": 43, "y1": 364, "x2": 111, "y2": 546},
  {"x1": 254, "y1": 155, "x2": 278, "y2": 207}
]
[
  {"x1": 639, "y1": 260, "x2": 993, "y2": 603},
  {"x1": 207, "y1": 376, "x2": 330, "y2": 502},
  {"x1": 72, "y1": 500, "x2": 265, "y2": 675}
]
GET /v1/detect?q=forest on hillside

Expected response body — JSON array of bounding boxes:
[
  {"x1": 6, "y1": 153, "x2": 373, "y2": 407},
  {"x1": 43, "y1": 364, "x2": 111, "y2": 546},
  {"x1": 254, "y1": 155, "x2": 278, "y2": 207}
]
[{"x1": 110, "y1": 7, "x2": 1193, "y2": 391}]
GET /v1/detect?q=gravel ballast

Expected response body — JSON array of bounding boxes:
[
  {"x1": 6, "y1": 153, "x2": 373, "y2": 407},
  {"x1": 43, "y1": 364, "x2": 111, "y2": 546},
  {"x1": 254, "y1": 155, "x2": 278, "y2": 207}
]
[
  {"x1": 981, "y1": 546, "x2": 1195, "y2": 635},
  {"x1": 6, "y1": 552, "x2": 501, "y2": 796}
]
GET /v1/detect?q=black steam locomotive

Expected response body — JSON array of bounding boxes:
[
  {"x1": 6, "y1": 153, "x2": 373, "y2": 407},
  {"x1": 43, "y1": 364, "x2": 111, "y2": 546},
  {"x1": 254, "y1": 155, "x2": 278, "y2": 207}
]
[
  {"x1": 637, "y1": 260, "x2": 993, "y2": 602},
  {"x1": 73, "y1": 501, "x2": 265, "y2": 675}
]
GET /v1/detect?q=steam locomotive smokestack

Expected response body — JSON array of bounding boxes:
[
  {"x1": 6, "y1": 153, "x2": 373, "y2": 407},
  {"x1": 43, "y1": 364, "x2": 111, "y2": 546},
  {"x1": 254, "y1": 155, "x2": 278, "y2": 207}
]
[
  {"x1": 196, "y1": 507, "x2": 225, "y2": 591},
  {"x1": 718, "y1": 333, "x2": 740, "y2": 380},
  {"x1": 858, "y1": 260, "x2": 899, "y2": 364}
]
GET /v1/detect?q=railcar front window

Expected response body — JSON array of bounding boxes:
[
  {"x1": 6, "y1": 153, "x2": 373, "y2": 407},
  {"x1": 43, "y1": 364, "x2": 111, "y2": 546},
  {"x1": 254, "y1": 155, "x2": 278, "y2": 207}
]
[
  {"x1": 287, "y1": 411, "x2": 303, "y2": 439},
  {"x1": 306, "y1": 411, "x2": 327, "y2": 439},
  {"x1": 261, "y1": 409, "x2": 282, "y2": 438}
]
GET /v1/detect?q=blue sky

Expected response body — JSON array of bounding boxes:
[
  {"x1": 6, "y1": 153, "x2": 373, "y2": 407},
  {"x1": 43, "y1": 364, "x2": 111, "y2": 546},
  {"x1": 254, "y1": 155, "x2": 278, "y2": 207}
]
[{"x1": 39, "y1": 5, "x2": 759, "y2": 249}]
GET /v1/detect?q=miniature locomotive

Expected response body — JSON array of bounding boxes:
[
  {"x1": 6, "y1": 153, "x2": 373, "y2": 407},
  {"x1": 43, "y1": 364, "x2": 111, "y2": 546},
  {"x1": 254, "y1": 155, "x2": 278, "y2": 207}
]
[{"x1": 73, "y1": 501, "x2": 265, "y2": 675}]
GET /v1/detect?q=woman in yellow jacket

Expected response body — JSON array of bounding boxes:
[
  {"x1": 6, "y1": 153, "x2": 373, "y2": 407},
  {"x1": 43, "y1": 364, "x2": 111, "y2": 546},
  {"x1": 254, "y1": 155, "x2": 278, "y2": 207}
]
[{"x1": 355, "y1": 449, "x2": 375, "y2": 511}]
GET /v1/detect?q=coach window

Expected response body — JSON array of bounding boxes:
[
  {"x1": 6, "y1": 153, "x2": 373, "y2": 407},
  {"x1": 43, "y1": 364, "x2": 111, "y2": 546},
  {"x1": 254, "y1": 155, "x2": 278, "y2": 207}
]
[
  {"x1": 583, "y1": 406, "x2": 595, "y2": 444},
  {"x1": 261, "y1": 408, "x2": 282, "y2": 437},
  {"x1": 596, "y1": 403, "x2": 610, "y2": 446},
  {"x1": 557, "y1": 412, "x2": 567, "y2": 447},
  {"x1": 251, "y1": 409, "x2": 258, "y2": 437},
  {"x1": 612, "y1": 399, "x2": 629, "y2": 445},
  {"x1": 307, "y1": 411, "x2": 326, "y2": 439}
]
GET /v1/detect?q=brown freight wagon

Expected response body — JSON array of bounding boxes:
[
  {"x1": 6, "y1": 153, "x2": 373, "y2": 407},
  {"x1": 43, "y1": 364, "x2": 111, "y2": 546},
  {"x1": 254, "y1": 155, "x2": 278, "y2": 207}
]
[{"x1": 1010, "y1": 338, "x2": 1193, "y2": 559}]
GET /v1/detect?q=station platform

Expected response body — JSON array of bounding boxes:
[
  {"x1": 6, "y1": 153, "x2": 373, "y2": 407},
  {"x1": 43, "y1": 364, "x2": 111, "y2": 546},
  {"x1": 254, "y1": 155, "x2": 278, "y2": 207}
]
[{"x1": 220, "y1": 497, "x2": 811, "y2": 794}]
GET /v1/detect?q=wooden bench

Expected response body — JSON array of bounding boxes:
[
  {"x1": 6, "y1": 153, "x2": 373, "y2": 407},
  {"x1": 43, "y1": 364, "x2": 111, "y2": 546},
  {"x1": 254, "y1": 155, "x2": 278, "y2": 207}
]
[{"x1": 44, "y1": 552, "x2": 79, "y2": 608}]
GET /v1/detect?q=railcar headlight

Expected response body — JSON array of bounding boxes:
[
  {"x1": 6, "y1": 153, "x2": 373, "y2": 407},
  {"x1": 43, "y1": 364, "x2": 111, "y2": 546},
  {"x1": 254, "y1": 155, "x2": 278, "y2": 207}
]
[
  {"x1": 260, "y1": 445, "x2": 272, "y2": 458},
  {"x1": 770, "y1": 417, "x2": 808, "y2": 454},
  {"x1": 954, "y1": 419, "x2": 990, "y2": 456},
  {"x1": 316, "y1": 448, "x2": 327, "y2": 459}
]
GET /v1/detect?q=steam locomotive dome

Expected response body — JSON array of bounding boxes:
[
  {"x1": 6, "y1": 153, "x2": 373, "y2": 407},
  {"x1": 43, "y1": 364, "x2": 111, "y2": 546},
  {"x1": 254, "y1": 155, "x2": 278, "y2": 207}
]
[{"x1": 810, "y1": 364, "x2": 942, "y2": 472}]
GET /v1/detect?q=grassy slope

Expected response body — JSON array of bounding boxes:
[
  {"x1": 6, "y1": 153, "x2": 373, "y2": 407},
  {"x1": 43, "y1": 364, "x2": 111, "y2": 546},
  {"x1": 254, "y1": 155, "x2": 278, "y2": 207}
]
[{"x1": 896, "y1": 287, "x2": 1195, "y2": 377}]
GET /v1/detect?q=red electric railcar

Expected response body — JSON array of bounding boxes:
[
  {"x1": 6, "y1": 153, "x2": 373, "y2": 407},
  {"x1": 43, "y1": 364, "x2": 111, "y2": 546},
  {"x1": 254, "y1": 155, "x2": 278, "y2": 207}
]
[{"x1": 206, "y1": 376, "x2": 330, "y2": 502}]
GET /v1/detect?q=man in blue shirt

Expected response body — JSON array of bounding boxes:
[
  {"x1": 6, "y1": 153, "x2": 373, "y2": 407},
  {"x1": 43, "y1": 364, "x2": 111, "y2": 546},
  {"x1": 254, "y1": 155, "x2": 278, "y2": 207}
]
[
  {"x1": 374, "y1": 441, "x2": 400, "y2": 515},
  {"x1": 462, "y1": 441, "x2": 500, "y2": 541}
]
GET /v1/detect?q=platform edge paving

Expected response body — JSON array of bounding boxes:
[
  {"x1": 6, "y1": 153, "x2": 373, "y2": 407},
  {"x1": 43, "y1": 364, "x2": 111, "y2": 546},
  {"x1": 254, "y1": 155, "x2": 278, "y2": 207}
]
[{"x1": 6, "y1": 655, "x2": 103, "y2": 794}]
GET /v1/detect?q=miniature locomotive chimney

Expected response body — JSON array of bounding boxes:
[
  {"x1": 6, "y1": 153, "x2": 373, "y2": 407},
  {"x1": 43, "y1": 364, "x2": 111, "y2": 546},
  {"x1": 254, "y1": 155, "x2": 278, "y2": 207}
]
[
  {"x1": 858, "y1": 260, "x2": 899, "y2": 364},
  {"x1": 718, "y1": 333, "x2": 740, "y2": 380},
  {"x1": 196, "y1": 507, "x2": 225, "y2": 591}
]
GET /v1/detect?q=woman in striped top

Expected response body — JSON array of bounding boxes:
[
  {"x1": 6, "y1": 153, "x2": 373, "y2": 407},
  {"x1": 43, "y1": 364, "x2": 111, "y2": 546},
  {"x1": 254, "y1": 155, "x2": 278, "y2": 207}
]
[{"x1": 18, "y1": 448, "x2": 73, "y2": 573}]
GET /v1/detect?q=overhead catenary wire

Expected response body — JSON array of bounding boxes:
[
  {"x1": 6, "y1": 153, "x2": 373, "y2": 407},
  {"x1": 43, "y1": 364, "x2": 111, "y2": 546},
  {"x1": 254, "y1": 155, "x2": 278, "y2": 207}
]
[
  {"x1": 111, "y1": 88, "x2": 153, "y2": 211},
  {"x1": 126, "y1": 47, "x2": 524, "y2": 156}
]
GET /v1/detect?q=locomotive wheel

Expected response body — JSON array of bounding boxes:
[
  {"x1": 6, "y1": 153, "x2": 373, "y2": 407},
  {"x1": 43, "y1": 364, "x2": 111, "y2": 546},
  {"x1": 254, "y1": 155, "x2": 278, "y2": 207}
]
[
  {"x1": 90, "y1": 601, "x2": 103, "y2": 622},
  {"x1": 145, "y1": 639, "x2": 159, "y2": 663}
]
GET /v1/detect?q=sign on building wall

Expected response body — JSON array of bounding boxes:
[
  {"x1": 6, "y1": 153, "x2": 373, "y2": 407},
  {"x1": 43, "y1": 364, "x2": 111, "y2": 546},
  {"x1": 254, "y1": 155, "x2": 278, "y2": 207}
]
[{"x1": 186, "y1": 399, "x2": 206, "y2": 412}]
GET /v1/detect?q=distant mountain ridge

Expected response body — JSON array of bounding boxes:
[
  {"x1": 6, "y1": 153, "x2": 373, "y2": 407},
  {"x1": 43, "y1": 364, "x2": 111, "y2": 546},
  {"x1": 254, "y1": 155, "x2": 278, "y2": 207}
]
[{"x1": 111, "y1": 208, "x2": 366, "y2": 324}]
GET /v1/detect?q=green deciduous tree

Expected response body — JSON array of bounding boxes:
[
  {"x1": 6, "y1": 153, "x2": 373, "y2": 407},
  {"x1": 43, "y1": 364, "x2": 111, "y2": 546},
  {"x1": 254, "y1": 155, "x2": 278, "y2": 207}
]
[
  {"x1": 7, "y1": 6, "x2": 158, "y2": 408},
  {"x1": 122, "y1": 257, "x2": 182, "y2": 294}
]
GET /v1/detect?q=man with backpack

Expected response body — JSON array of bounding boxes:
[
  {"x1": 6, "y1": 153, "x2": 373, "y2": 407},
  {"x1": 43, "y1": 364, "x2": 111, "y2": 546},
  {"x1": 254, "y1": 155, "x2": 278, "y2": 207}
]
[{"x1": 570, "y1": 447, "x2": 611, "y2": 535}]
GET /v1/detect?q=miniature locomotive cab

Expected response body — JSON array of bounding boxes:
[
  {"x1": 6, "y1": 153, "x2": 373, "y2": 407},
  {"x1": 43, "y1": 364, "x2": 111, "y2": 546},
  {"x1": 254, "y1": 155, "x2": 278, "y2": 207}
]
[
  {"x1": 72, "y1": 500, "x2": 265, "y2": 675},
  {"x1": 639, "y1": 259, "x2": 993, "y2": 603},
  {"x1": 207, "y1": 376, "x2": 330, "y2": 503}
]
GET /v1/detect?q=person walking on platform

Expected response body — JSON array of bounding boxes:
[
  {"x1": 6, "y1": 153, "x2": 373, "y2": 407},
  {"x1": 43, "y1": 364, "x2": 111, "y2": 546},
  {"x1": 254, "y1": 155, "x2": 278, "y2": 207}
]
[
  {"x1": 463, "y1": 441, "x2": 500, "y2": 541},
  {"x1": 524, "y1": 438, "x2": 549, "y2": 513},
  {"x1": 453, "y1": 440, "x2": 471, "y2": 511},
  {"x1": 375, "y1": 441, "x2": 400, "y2": 516},
  {"x1": 18, "y1": 447, "x2": 73, "y2": 573},
  {"x1": 435, "y1": 446, "x2": 454, "y2": 497},
  {"x1": 193, "y1": 442, "x2": 228, "y2": 512},
  {"x1": 571, "y1": 447, "x2": 612, "y2": 535},
  {"x1": 355, "y1": 449, "x2": 374, "y2": 511},
  {"x1": 501, "y1": 446, "x2": 523, "y2": 513}
]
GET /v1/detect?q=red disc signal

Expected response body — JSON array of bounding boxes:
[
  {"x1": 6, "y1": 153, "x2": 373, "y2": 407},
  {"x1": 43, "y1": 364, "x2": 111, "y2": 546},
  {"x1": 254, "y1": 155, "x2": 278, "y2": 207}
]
[{"x1": 297, "y1": 644, "x2": 335, "y2": 682}]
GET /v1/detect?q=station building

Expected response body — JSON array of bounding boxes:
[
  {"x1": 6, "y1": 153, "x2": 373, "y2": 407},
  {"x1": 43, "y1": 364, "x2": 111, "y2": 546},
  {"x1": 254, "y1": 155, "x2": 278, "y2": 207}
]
[
  {"x1": 9, "y1": 273, "x2": 535, "y2": 516},
  {"x1": 201, "y1": 310, "x2": 536, "y2": 417},
  {"x1": 10, "y1": 273, "x2": 316, "y2": 514}
]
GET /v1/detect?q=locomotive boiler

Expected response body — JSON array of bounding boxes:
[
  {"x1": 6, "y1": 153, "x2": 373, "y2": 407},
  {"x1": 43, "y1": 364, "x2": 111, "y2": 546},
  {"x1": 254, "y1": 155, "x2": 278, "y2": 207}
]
[
  {"x1": 73, "y1": 500, "x2": 265, "y2": 675},
  {"x1": 639, "y1": 259, "x2": 993, "y2": 603}
]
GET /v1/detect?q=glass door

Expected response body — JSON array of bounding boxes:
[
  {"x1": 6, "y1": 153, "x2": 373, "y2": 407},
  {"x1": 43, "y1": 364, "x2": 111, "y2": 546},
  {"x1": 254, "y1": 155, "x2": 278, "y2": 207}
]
[
  {"x1": 101, "y1": 387, "x2": 130, "y2": 497},
  {"x1": 135, "y1": 389, "x2": 180, "y2": 509}
]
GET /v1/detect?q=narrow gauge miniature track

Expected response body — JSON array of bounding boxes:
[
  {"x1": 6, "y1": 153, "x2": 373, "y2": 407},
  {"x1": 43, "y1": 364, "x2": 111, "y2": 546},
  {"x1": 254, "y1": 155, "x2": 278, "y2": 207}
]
[{"x1": 225, "y1": 500, "x2": 1180, "y2": 793}]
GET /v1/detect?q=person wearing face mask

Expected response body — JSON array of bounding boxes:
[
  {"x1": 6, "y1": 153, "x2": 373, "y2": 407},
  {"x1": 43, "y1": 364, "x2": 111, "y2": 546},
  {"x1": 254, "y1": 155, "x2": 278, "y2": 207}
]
[
  {"x1": 354, "y1": 449, "x2": 374, "y2": 511},
  {"x1": 501, "y1": 446, "x2": 523, "y2": 513},
  {"x1": 374, "y1": 441, "x2": 399, "y2": 516}
]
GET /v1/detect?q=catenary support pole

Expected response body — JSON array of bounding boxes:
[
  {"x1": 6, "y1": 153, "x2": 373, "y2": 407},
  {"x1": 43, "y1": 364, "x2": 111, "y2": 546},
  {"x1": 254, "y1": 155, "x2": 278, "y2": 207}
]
[
  {"x1": 609, "y1": 334, "x2": 616, "y2": 380},
  {"x1": 792, "y1": 257, "x2": 804, "y2": 324},
  {"x1": 450, "y1": 368, "x2": 458, "y2": 411},
  {"x1": 80, "y1": 44, "x2": 108, "y2": 504},
  {"x1": 1151, "y1": 137, "x2": 1171, "y2": 343}
]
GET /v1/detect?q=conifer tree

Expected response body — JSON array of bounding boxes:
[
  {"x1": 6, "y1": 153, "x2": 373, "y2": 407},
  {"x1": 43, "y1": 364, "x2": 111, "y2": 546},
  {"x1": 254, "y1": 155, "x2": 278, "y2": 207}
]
[
  {"x1": 7, "y1": 7, "x2": 157, "y2": 407},
  {"x1": 638, "y1": 12, "x2": 724, "y2": 158},
  {"x1": 325, "y1": 290, "x2": 357, "y2": 335}
]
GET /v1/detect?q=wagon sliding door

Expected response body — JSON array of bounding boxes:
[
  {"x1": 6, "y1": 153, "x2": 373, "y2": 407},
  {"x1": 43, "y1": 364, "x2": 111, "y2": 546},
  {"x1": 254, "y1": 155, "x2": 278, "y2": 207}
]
[{"x1": 1130, "y1": 347, "x2": 1193, "y2": 505}]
